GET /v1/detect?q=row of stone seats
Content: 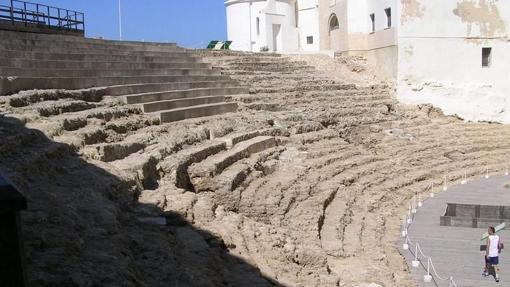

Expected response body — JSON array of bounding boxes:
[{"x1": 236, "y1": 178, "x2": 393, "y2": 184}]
[{"x1": 0, "y1": 30, "x2": 245, "y2": 122}]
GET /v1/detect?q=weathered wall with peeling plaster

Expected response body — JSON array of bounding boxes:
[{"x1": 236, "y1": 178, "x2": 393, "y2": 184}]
[{"x1": 397, "y1": 0, "x2": 510, "y2": 123}]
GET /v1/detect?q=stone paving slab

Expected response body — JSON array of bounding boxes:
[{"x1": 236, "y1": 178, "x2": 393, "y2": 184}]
[{"x1": 399, "y1": 175, "x2": 510, "y2": 287}]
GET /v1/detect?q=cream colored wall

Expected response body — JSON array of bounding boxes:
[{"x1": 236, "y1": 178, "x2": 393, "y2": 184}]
[
  {"x1": 344, "y1": 0, "x2": 398, "y2": 79},
  {"x1": 318, "y1": 0, "x2": 348, "y2": 51},
  {"x1": 317, "y1": 0, "x2": 398, "y2": 80},
  {"x1": 366, "y1": 46, "x2": 398, "y2": 79},
  {"x1": 397, "y1": 0, "x2": 510, "y2": 123}
]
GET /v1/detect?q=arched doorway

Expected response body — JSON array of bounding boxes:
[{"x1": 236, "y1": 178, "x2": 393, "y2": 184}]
[
  {"x1": 329, "y1": 14, "x2": 339, "y2": 31},
  {"x1": 328, "y1": 13, "x2": 341, "y2": 51}
]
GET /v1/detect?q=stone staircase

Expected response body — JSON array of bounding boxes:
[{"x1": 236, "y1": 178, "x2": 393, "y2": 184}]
[{"x1": 0, "y1": 30, "x2": 245, "y2": 123}]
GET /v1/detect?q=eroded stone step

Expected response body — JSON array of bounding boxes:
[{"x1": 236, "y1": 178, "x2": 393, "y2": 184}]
[
  {"x1": 125, "y1": 87, "x2": 246, "y2": 104},
  {"x1": 157, "y1": 130, "x2": 272, "y2": 189},
  {"x1": 52, "y1": 115, "x2": 158, "y2": 153},
  {"x1": 0, "y1": 67, "x2": 220, "y2": 78},
  {"x1": 143, "y1": 95, "x2": 226, "y2": 113},
  {"x1": 188, "y1": 136, "x2": 277, "y2": 192},
  {"x1": 0, "y1": 30, "x2": 178, "y2": 47},
  {"x1": 221, "y1": 58, "x2": 300, "y2": 64},
  {"x1": 221, "y1": 130, "x2": 262, "y2": 148},
  {"x1": 0, "y1": 50, "x2": 202, "y2": 63},
  {"x1": 82, "y1": 140, "x2": 147, "y2": 162},
  {"x1": 158, "y1": 141, "x2": 228, "y2": 189},
  {"x1": 0, "y1": 43, "x2": 185, "y2": 55},
  {"x1": 0, "y1": 38, "x2": 181, "y2": 53},
  {"x1": 0, "y1": 47, "x2": 195, "y2": 59},
  {"x1": 5, "y1": 88, "x2": 105, "y2": 108},
  {"x1": 207, "y1": 146, "x2": 284, "y2": 193},
  {"x1": 159, "y1": 102, "x2": 238, "y2": 123},
  {"x1": 0, "y1": 59, "x2": 211, "y2": 70},
  {"x1": 197, "y1": 50, "x2": 282, "y2": 58},
  {"x1": 0, "y1": 75, "x2": 229, "y2": 95},
  {"x1": 106, "y1": 80, "x2": 239, "y2": 96},
  {"x1": 33, "y1": 100, "x2": 100, "y2": 117}
]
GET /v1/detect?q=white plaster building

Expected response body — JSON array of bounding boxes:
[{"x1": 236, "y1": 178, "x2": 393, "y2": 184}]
[
  {"x1": 225, "y1": 0, "x2": 320, "y2": 52},
  {"x1": 397, "y1": 0, "x2": 510, "y2": 123},
  {"x1": 225, "y1": 0, "x2": 510, "y2": 123}
]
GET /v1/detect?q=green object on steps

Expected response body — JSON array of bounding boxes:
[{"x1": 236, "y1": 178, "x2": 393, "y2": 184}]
[
  {"x1": 206, "y1": 41, "x2": 219, "y2": 49},
  {"x1": 206, "y1": 41, "x2": 232, "y2": 50},
  {"x1": 222, "y1": 41, "x2": 232, "y2": 50}
]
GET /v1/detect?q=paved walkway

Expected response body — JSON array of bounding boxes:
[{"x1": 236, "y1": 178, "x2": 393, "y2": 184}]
[{"x1": 400, "y1": 175, "x2": 510, "y2": 287}]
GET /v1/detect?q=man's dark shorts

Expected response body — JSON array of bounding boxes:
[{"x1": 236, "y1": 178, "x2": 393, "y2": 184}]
[{"x1": 487, "y1": 256, "x2": 499, "y2": 265}]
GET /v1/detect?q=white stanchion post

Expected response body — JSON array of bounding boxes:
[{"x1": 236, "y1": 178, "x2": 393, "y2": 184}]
[
  {"x1": 430, "y1": 182, "x2": 435, "y2": 198},
  {"x1": 442, "y1": 175, "x2": 448, "y2": 191},
  {"x1": 403, "y1": 236, "x2": 409, "y2": 250},
  {"x1": 412, "y1": 243, "x2": 420, "y2": 268},
  {"x1": 461, "y1": 171, "x2": 467, "y2": 185},
  {"x1": 401, "y1": 216, "x2": 407, "y2": 237},
  {"x1": 485, "y1": 166, "x2": 489, "y2": 179},
  {"x1": 506, "y1": 162, "x2": 509, "y2": 176},
  {"x1": 418, "y1": 194, "x2": 423, "y2": 207},
  {"x1": 407, "y1": 206, "x2": 413, "y2": 224},
  {"x1": 412, "y1": 196, "x2": 417, "y2": 214},
  {"x1": 424, "y1": 258, "x2": 432, "y2": 282}
]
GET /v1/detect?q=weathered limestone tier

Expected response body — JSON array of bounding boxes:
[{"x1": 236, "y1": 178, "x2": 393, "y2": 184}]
[
  {"x1": 188, "y1": 136, "x2": 277, "y2": 192},
  {"x1": 159, "y1": 102, "x2": 238, "y2": 123},
  {"x1": 0, "y1": 30, "x2": 245, "y2": 122}
]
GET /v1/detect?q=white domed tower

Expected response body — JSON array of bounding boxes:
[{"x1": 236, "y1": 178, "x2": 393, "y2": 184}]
[{"x1": 225, "y1": 0, "x2": 310, "y2": 52}]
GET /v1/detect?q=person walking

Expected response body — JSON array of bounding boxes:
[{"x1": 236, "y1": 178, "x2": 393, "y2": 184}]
[{"x1": 483, "y1": 226, "x2": 502, "y2": 282}]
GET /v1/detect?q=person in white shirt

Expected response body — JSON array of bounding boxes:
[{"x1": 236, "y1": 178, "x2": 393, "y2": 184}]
[{"x1": 483, "y1": 226, "x2": 502, "y2": 282}]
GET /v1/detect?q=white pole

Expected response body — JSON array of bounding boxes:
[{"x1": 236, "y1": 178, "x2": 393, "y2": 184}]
[
  {"x1": 412, "y1": 244, "x2": 420, "y2": 267},
  {"x1": 118, "y1": 0, "x2": 122, "y2": 40},
  {"x1": 424, "y1": 258, "x2": 432, "y2": 282},
  {"x1": 248, "y1": 2, "x2": 253, "y2": 51}
]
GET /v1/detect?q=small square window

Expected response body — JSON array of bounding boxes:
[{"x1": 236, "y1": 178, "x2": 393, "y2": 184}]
[
  {"x1": 307, "y1": 36, "x2": 314, "y2": 44},
  {"x1": 482, "y1": 47, "x2": 492, "y2": 67},
  {"x1": 385, "y1": 8, "x2": 391, "y2": 28},
  {"x1": 370, "y1": 13, "x2": 375, "y2": 33}
]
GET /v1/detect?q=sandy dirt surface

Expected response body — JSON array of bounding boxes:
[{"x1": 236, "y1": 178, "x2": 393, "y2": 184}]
[{"x1": 1, "y1": 50, "x2": 510, "y2": 286}]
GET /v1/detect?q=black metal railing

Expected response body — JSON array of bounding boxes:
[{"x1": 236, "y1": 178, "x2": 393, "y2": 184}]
[
  {"x1": 0, "y1": 172, "x2": 27, "y2": 287},
  {"x1": 0, "y1": 0, "x2": 84, "y2": 33}
]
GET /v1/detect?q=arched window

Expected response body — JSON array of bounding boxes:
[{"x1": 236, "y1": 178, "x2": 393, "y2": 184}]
[{"x1": 329, "y1": 14, "x2": 339, "y2": 32}]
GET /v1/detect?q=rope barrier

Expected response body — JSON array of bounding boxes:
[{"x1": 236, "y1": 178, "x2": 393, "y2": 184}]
[
  {"x1": 402, "y1": 183, "x2": 459, "y2": 286},
  {"x1": 402, "y1": 166, "x2": 510, "y2": 285},
  {"x1": 404, "y1": 211, "x2": 458, "y2": 286},
  {"x1": 461, "y1": 171, "x2": 467, "y2": 185}
]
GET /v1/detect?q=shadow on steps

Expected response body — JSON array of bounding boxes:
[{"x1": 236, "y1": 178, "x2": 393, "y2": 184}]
[{"x1": 0, "y1": 114, "x2": 282, "y2": 287}]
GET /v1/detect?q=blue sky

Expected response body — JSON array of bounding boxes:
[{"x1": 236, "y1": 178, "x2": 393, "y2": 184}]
[{"x1": 18, "y1": 0, "x2": 227, "y2": 48}]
